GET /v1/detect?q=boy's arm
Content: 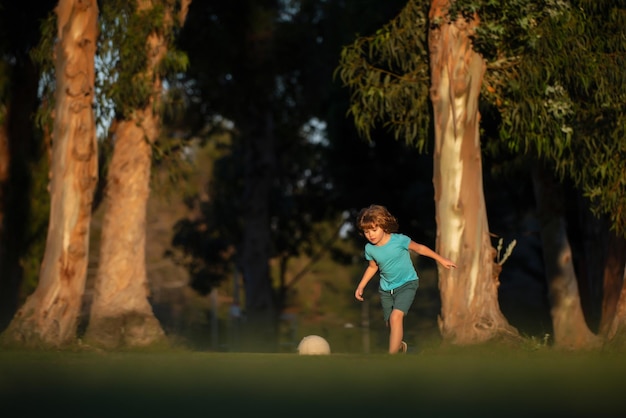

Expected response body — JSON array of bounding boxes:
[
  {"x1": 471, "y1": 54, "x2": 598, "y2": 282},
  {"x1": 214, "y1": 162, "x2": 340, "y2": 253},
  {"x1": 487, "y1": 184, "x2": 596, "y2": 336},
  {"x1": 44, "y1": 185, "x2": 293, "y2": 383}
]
[
  {"x1": 355, "y1": 260, "x2": 378, "y2": 301},
  {"x1": 409, "y1": 241, "x2": 457, "y2": 269}
]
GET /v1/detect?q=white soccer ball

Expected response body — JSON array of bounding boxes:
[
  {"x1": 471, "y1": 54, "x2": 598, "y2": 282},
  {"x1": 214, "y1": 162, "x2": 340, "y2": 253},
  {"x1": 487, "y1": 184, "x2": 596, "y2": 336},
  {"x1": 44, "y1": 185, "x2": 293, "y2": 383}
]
[{"x1": 297, "y1": 335, "x2": 331, "y2": 355}]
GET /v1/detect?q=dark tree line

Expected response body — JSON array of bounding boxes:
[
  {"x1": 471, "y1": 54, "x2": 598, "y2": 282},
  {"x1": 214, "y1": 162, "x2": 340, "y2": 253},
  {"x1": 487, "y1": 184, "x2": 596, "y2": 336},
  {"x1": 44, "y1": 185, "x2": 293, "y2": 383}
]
[{"x1": 0, "y1": 0, "x2": 623, "y2": 350}]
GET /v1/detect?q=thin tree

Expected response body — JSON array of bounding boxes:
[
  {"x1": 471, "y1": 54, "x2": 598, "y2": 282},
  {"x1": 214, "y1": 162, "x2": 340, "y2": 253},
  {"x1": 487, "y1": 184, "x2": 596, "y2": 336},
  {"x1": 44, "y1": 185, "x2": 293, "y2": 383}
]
[
  {"x1": 83, "y1": 0, "x2": 191, "y2": 349},
  {"x1": 1, "y1": 0, "x2": 99, "y2": 347}
]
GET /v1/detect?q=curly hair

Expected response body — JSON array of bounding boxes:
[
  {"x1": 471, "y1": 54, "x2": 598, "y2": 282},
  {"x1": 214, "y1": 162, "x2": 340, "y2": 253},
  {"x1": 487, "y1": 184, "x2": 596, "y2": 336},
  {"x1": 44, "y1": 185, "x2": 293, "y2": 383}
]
[{"x1": 356, "y1": 204, "x2": 399, "y2": 233}]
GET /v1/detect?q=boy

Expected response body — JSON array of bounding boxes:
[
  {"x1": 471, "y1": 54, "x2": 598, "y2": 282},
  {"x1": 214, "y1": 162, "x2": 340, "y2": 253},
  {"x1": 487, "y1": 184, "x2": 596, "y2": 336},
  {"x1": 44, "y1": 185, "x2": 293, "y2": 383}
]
[{"x1": 355, "y1": 204, "x2": 456, "y2": 353}]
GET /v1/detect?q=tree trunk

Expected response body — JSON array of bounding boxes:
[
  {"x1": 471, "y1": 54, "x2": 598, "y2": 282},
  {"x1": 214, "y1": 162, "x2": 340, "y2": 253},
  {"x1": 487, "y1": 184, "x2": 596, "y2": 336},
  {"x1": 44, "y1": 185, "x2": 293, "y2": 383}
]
[
  {"x1": 429, "y1": 1, "x2": 519, "y2": 345},
  {"x1": 0, "y1": 0, "x2": 98, "y2": 347},
  {"x1": 235, "y1": 4, "x2": 279, "y2": 352},
  {"x1": 564, "y1": 186, "x2": 608, "y2": 332},
  {"x1": 239, "y1": 111, "x2": 278, "y2": 352},
  {"x1": 83, "y1": 0, "x2": 191, "y2": 349},
  {"x1": 531, "y1": 163, "x2": 601, "y2": 349},
  {"x1": 83, "y1": 117, "x2": 165, "y2": 348}
]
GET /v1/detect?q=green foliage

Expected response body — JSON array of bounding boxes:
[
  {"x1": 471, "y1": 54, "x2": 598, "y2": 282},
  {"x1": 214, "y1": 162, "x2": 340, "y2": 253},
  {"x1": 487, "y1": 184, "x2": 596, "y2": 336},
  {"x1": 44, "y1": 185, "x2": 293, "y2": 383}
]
[
  {"x1": 338, "y1": 0, "x2": 626, "y2": 235},
  {"x1": 495, "y1": 1, "x2": 626, "y2": 235},
  {"x1": 98, "y1": 0, "x2": 190, "y2": 121},
  {"x1": 520, "y1": 332, "x2": 551, "y2": 351},
  {"x1": 335, "y1": 0, "x2": 431, "y2": 150},
  {"x1": 451, "y1": 0, "x2": 626, "y2": 235},
  {"x1": 168, "y1": 126, "x2": 240, "y2": 295},
  {"x1": 450, "y1": 0, "x2": 547, "y2": 61}
]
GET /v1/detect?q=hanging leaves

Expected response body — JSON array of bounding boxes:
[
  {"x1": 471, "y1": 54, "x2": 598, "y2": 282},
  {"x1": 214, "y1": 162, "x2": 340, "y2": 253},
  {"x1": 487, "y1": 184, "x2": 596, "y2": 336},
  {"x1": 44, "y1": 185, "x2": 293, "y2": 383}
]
[
  {"x1": 495, "y1": 1, "x2": 626, "y2": 235},
  {"x1": 99, "y1": 0, "x2": 190, "y2": 120},
  {"x1": 337, "y1": 0, "x2": 626, "y2": 234},
  {"x1": 335, "y1": 0, "x2": 430, "y2": 150}
]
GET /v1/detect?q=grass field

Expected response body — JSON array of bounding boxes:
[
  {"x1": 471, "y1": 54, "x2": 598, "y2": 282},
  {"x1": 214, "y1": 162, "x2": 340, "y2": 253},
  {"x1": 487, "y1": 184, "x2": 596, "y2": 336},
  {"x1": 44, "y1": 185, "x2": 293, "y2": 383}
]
[{"x1": 1, "y1": 347, "x2": 625, "y2": 418}]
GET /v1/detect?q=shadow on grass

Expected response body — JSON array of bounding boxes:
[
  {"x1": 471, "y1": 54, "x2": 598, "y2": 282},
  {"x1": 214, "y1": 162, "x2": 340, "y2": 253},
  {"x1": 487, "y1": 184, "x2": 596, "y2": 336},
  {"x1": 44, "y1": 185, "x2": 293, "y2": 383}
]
[{"x1": 1, "y1": 348, "x2": 624, "y2": 418}]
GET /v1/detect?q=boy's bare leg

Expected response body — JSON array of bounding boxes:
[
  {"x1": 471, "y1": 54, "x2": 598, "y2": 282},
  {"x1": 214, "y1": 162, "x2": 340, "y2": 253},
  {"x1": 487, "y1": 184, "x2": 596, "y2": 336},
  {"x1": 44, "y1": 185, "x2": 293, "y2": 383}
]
[{"x1": 388, "y1": 309, "x2": 404, "y2": 353}]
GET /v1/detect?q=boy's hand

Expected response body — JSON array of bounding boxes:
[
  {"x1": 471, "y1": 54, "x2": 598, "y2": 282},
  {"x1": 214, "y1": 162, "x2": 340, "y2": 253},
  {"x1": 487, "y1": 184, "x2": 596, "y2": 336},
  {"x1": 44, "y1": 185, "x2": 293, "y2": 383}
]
[
  {"x1": 441, "y1": 258, "x2": 457, "y2": 269},
  {"x1": 355, "y1": 287, "x2": 364, "y2": 301}
]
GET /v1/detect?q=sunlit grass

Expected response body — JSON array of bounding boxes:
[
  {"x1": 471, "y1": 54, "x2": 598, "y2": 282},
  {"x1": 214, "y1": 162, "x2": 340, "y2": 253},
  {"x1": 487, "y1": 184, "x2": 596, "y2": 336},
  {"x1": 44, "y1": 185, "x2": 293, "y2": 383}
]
[{"x1": 1, "y1": 347, "x2": 624, "y2": 418}]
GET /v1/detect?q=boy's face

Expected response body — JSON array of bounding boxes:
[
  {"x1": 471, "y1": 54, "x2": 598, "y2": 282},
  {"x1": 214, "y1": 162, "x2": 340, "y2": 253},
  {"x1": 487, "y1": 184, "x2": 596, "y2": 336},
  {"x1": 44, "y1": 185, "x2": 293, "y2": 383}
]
[{"x1": 363, "y1": 225, "x2": 387, "y2": 246}]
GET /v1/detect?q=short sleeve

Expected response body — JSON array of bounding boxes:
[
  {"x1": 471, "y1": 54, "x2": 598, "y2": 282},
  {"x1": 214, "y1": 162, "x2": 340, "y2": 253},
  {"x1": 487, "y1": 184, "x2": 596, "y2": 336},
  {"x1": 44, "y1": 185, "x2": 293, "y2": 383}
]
[
  {"x1": 396, "y1": 234, "x2": 410, "y2": 249},
  {"x1": 364, "y1": 244, "x2": 373, "y2": 261}
]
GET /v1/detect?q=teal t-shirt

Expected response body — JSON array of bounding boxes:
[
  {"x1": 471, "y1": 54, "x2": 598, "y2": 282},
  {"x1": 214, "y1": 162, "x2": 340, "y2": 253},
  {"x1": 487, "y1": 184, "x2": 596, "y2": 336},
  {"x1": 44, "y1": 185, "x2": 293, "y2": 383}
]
[{"x1": 364, "y1": 233, "x2": 418, "y2": 291}]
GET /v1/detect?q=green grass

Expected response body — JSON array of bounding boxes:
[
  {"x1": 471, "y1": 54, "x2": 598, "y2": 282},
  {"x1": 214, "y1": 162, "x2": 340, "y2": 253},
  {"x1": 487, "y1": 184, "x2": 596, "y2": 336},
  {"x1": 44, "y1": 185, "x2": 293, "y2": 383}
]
[{"x1": 1, "y1": 348, "x2": 625, "y2": 418}]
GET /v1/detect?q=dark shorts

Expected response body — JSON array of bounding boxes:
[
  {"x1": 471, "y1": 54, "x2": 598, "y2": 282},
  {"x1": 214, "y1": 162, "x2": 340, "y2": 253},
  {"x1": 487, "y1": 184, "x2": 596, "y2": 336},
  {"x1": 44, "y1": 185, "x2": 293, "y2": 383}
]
[{"x1": 378, "y1": 280, "x2": 419, "y2": 322}]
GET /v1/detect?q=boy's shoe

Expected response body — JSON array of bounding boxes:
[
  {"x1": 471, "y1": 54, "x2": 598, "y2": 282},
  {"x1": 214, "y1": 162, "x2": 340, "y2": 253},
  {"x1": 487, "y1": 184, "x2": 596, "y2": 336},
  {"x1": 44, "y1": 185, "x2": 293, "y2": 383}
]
[{"x1": 400, "y1": 341, "x2": 408, "y2": 353}]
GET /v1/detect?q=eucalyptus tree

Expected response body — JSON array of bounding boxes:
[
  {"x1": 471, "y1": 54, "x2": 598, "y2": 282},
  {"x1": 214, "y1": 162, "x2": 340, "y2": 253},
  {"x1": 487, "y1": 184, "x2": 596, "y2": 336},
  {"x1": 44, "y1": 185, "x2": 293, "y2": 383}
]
[
  {"x1": 83, "y1": 0, "x2": 191, "y2": 349},
  {"x1": 337, "y1": 0, "x2": 625, "y2": 347},
  {"x1": 1, "y1": 0, "x2": 99, "y2": 347}
]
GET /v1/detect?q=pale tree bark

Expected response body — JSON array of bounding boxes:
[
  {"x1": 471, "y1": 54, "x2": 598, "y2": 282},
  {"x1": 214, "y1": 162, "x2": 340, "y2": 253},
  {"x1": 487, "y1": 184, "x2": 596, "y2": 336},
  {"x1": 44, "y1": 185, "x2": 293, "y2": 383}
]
[
  {"x1": 531, "y1": 163, "x2": 601, "y2": 349},
  {"x1": 83, "y1": 114, "x2": 166, "y2": 349},
  {"x1": 429, "y1": 1, "x2": 519, "y2": 345},
  {"x1": 0, "y1": 0, "x2": 98, "y2": 347},
  {"x1": 83, "y1": 0, "x2": 191, "y2": 349}
]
